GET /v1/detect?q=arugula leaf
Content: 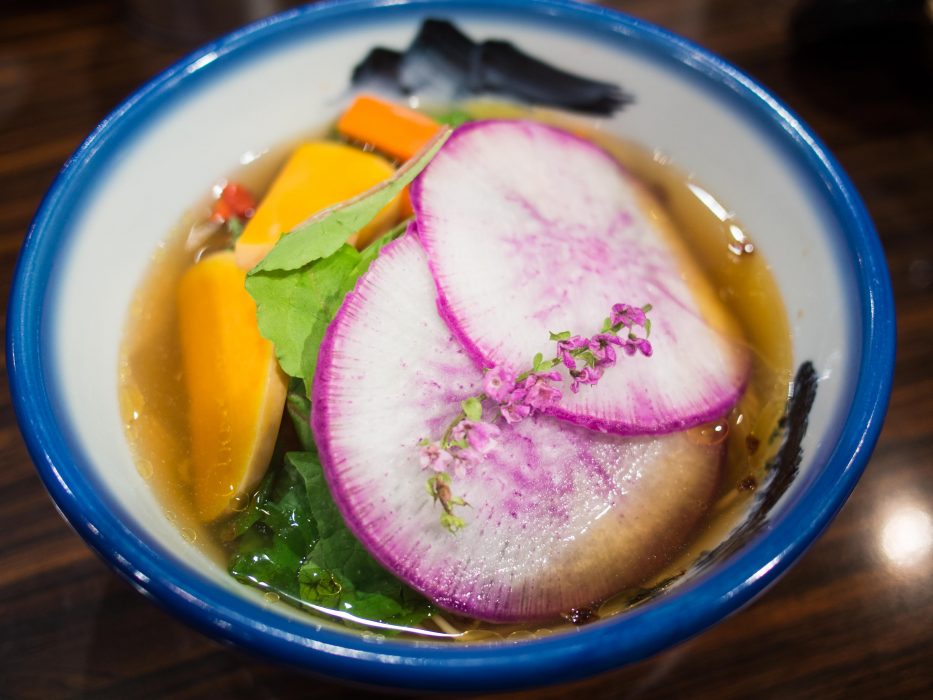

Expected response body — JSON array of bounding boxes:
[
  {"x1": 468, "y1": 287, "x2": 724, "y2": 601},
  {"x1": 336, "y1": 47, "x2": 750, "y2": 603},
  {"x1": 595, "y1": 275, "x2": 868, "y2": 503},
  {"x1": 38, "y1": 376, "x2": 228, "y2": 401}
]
[
  {"x1": 247, "y1": 244, "x2": 358, "y2": 391},
  {"x1": 247, "y1": 221, "x2": 409, "y2": 394},
  {"x1": 249, "y1": 128, "x2": 450, "y2": 274}
]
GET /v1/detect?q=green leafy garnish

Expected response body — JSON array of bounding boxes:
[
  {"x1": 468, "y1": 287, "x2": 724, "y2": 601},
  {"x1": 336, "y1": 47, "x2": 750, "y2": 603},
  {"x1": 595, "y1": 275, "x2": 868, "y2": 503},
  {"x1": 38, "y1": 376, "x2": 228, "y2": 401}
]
[
  {"x1": 292, "y1": 452, "x2": 433, "y2": 626},
  {"x1": 249, "y1": 128, "x2": 450, "y2": 274},
  {"x1": 228, "y1": 457, "x2": 318, "y2": 597},
  {"x1": 229, "y1": 452, "x2": 433, "y2": 630},
  {"x1": 247, "y1": 220, "x2": 408, "y2": 394}
]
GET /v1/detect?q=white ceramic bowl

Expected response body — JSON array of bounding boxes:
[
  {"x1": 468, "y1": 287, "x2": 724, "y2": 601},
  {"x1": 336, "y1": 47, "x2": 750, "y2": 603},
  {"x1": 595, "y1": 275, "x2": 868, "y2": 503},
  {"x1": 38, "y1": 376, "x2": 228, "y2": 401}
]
[{"x1": 8, "y1": 0, "x2": 894, "y2": 692}]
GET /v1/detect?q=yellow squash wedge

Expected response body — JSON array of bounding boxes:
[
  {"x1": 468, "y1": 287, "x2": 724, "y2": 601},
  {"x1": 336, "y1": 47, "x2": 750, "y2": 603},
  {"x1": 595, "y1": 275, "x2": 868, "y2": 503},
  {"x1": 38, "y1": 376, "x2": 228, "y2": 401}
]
[{"x1": 177, "y1": 251, "x2": 287, "y2": 521}]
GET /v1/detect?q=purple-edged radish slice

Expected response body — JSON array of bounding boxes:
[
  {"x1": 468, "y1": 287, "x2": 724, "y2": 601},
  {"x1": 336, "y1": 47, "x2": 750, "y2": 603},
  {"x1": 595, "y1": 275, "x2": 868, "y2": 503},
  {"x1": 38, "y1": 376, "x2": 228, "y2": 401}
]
[
  {"x1": 312, "y1": 234, "x2": 723, "y2": 622},
  {"x1": 412, "y1": 120, "x2": 749, "y2": 435}
]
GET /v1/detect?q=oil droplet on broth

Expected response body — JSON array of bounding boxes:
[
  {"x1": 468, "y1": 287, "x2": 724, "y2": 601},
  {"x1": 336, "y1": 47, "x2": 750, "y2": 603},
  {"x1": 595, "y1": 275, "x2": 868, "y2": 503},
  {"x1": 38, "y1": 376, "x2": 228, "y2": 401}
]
[
  {"x1": 686, "y1": 419, "x2": 730, "y2": 446},
  {"x1": 264, "y1": 591, "x2": 280, "y2": 604},
  {"x1": 727, "y1": 223, "x2": 755, "y2": 257},
  {"x1": 180, "y1": 527, "x2": 197, "y2": 543},
  {"x1": 229, "y1": 492, "x2": 250, "y2": 513}
]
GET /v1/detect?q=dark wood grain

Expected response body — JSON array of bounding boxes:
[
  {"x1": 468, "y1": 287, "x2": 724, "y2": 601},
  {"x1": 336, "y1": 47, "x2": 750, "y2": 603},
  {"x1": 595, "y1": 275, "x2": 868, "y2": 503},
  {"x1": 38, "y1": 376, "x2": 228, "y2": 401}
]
[{"x1": 1, "y1": 1, "x2": 931, "y2": 698}]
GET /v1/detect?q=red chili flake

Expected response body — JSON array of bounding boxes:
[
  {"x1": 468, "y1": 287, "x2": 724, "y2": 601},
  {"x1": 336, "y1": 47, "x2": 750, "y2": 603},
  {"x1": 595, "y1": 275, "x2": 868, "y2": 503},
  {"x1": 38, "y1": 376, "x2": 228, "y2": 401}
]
[{"x1": 210, "y1": 182, "x2": 256, "y2": 222}]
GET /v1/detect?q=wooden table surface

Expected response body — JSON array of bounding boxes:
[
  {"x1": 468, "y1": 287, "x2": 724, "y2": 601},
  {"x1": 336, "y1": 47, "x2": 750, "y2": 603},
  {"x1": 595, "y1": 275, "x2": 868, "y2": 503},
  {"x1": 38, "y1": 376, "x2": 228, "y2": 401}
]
[{"x1": 1, "y1": 1, "x2": 931, "y2": 697}]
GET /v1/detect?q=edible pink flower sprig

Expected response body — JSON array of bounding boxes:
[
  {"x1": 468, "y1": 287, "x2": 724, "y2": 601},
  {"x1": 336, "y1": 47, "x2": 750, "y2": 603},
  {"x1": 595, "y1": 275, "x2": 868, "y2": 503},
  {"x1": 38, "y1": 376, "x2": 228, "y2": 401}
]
[{"x1": 420, "y1": 302, "x2": 653, "y2": 533}]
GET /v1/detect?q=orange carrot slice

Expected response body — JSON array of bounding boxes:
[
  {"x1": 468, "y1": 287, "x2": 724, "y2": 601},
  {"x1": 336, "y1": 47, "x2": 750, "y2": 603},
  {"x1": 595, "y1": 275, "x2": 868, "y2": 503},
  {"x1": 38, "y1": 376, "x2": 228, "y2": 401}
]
[
  {"x1": 337, "y1": 94, "x2": 442, "y2": 162},
  {"x1": 177, "y1": 251, "x2": 287, "y2": 521}
]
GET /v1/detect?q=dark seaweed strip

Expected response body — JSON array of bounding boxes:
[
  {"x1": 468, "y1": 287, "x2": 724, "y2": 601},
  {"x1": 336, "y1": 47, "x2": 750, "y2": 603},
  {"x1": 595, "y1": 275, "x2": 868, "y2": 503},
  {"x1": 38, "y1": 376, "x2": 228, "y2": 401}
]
[
  {"x1": 477, "y1": 40, "x2": 633, "y2": 115},
  {"x1": 350, "y1": 47, "x2": 403, "y2": 87},
  {"x1": 400, "y1": 18, "x2": 478, "y2": 96},
  {"x1": 350, "y1": 18, "x2": 632, "y2": 115}
]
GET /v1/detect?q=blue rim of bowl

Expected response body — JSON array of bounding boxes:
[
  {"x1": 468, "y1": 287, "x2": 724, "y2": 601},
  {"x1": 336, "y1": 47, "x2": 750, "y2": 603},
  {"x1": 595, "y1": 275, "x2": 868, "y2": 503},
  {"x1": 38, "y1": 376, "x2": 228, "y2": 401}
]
[{"x1": 6, "y1": 0, "x2": 894, "y2": 692}]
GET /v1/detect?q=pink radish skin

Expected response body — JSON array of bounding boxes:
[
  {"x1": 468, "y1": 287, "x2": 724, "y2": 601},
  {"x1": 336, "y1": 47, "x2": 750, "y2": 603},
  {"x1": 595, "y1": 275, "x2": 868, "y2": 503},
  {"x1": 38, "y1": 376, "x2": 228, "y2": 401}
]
[
  {"x1": 411, "y1": 120, "x2": 749, "y2": 435},
  {"x1": 312, "y1": 234, "x2": 723, "y2": 622}
]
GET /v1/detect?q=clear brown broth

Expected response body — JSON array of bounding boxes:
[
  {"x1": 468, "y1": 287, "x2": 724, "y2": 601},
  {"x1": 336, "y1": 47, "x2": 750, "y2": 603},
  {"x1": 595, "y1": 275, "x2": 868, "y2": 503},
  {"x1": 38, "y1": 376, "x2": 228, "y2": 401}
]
[{"x1": 118, "y1": 102, "x2": 793, "y2": 641}]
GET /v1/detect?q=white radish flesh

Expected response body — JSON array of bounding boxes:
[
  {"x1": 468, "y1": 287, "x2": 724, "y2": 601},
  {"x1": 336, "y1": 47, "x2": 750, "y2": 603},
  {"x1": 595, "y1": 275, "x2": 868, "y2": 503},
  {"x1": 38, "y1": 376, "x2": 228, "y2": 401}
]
[
  {"x1": 411, "y1": 120, "x2": 749, "y2": 435},
  {"x1": 312, "y1": 234, "x2": 722, "y2": 622}
]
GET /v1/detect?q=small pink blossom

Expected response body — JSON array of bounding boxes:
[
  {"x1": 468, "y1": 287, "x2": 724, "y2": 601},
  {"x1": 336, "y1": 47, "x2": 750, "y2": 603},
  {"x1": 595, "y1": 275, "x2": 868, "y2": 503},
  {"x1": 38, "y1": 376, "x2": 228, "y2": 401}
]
[
  {"x1": 483, "y1": 365, "x2": 517, "y2": 403},
  {"x1": 589, "y1": 333, "x2": 622, "y2": 367},
  {"x1": 623, "y1": 337, "x2": 653, "y2": 357},
  {"x1": 452, "y1": 420, "x2": 501, "y2": 455},
  {"x1": 418, "y1": 300, "x2": 655, "y2": 532},
  {"x1": 570, "y1": 365, "x2": 604, "y2": 393},
  {"x1": 506, "y1": 384, "x2": 528, "y2": 406},
  {"x1": 522, "y1": 374, "x2": 563, "y2": 410},
  {"x1": 610, "y1": 303, "x2": 646, "y2": 329},
  {"x1": 500, "y1": 401, "x2": 532, "y2": 424},
  {"x1": 419, "y1": 442, "x2": 453, "y2": 472},
  {"x1": 556, "y1": 335, "x2": 588, "y2": 370}
]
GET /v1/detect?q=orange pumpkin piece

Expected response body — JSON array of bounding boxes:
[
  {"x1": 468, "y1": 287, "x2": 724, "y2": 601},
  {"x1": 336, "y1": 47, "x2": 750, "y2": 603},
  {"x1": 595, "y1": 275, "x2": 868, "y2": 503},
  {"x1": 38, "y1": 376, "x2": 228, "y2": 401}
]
[
  {"x1": 234, "y1": 141, "x2": 402, "y2": 269},
  {"x1": 177, "y1": 251, "x2": 287, "y2": 521}
]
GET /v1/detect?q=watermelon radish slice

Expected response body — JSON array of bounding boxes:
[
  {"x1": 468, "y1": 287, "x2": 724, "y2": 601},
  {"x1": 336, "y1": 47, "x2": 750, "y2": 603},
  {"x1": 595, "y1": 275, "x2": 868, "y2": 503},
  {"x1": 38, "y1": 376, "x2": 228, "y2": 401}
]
[
  {"x1": 312, "y1": 234, "x2": 723, "y2": 622},
  {"x1": 411, "y1": 120, "x2": 749, "y2": 435}
]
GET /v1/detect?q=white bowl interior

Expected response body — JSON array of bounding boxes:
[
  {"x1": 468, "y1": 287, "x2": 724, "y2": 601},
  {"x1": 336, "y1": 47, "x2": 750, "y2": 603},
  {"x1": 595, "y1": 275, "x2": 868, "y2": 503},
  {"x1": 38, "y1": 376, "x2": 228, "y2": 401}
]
[{"x1": 48, "y1": 11, "x2": 859, "y2": 632}]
